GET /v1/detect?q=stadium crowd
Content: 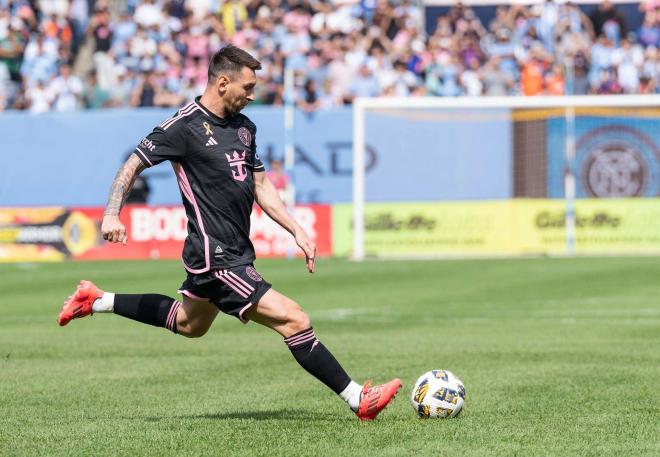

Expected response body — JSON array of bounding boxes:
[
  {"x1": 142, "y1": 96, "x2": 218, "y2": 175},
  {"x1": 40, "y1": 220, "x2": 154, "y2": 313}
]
[{"x1": 0, "y1": 0, "x2": 659, "y2": 113}]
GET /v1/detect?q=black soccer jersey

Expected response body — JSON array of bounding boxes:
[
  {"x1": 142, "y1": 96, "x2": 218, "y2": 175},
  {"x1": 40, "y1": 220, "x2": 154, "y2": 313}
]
[{"x1": 134, "y1": 97, "x2": 265, "y2": 273}]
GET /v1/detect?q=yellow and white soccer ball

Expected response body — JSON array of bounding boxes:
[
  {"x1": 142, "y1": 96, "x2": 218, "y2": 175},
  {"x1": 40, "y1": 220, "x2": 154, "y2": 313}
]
[{"x1": 411, "y1": 370, "x2": 466, "y2": 418}]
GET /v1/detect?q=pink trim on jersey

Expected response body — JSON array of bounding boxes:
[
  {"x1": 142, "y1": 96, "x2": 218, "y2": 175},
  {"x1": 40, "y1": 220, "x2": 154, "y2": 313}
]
[
  {"x1": 238, "y1": 302, "x2": 254, "y2": 324},
  {"x1": 134, "y1": 147, "x2": 154, "y2": 167},
  {"x1": 193, "y1": 99, "x2": 209, "y2": 116},
  {"x1": 172, "y1": 163, "x2": 210, "y2": 274},
  {"x1": 161, "y1": 102, "x2": 196, "y2": 130},
  {"x1": 160, "y1": 102, "x2": 194, "y2": 128},
  {"x1": 215, "y1": 271, "x2": 249, "y2": 298},
  {"x1": 177, "y1": 289, "x2": 210, "y2": 302}
]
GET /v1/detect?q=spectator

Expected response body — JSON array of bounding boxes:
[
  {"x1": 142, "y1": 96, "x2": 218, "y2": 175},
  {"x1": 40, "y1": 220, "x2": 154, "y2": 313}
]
[
  {"x1": 266, "y1": 159, "x2": 293, "y2": 206},
  {"x1": 572, "y1": 64, "x2": 591, "y2": 95},
  {"x1": 84, "y1": 70, "x2": 110, "y2": 108},
  {"x1": 613, "y1": 38, "x2": 644, "y2": 92},
  {"x1": 461, "y1": 58, "x2": 484, "y2": 96},
  {"x1": 297, "y1": 78, "x2": 320, "y2": 112},
  {"x1": 386, "y1": 59, "x2": 418, "y2": 97},
  {"x1": 221, "y1": 0, "x2": 248, "y2": 37},
  {"x1": 596, "y1": 67, "x2": 624, "y2": 94},
  {"x1": 134, "y1": 0, "x2": 163, "y2": 29},
  {"x1": 638, "y1": 12, "x2": 659, "y2": 48},
  {"x1": 545, "y1": 64, "x2": 565, "y2": 95},
  {"x1": 520, "y1": 47, "x2": 547, "y2": 95},
  {"x1": 25, "y1": 78, "x2": 52, "y2": 113},
  {"x1": 349, "y1": 64, "x2": 380, "y2": 99},
  {"x1": 590, "y1": 0, "x2": 626, "y2": 43},
  {"x1": 49, "y1": 62, "x2": 83, "y2": 111},
  {"x1": 130, "y1": 71, "x2": 158, "y2": 107},
  {"x1": 482, "y1": 56, "x2": 512, "y2": 95},
  {"x1": 2, "y1": 0, "x2": 660, "y2": 113}
]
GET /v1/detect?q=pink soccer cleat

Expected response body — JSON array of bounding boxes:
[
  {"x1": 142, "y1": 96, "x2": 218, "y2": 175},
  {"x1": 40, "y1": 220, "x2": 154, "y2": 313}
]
[
  {"x1": 355, "y1": 378, "x2": 402, "y2": 421},
  {"x1": 57, "y1": 280, "x2": 103, "y2": 326}
]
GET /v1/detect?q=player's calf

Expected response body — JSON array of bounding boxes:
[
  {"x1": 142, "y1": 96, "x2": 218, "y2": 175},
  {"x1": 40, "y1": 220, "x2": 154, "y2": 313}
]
[{"x1": 58, "y1": 281, "x2": 184, "y2": 335}]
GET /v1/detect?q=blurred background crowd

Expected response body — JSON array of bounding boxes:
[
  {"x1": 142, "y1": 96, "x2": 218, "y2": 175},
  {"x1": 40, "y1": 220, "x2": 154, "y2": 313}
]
[{"x1": 1, "y1": 0, "x2": 659, "y2": 113}]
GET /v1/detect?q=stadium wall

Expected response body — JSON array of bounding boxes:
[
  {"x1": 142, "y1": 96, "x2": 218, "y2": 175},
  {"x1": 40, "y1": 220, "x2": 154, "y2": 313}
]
[
  {"x1": 3, "y1": 105, "x2": 660, "y2": 261},
  {"x1": 0, "y1": 107, "x2": 511, "y2": 207}
]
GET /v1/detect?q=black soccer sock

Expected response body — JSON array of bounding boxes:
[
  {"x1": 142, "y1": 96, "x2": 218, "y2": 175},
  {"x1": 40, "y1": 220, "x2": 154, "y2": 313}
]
[
  {"x1": 284, "y1": 327, "x2": 352, "y2": 394},
  {"x1": 113, "y1": 294, "x2": 181, "y2": 334}
]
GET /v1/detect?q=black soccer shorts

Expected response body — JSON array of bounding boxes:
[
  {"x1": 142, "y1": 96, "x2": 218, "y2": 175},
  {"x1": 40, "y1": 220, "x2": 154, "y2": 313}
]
[{"x1": 178, "y1": 264, "x2": 272, "y2": 323}]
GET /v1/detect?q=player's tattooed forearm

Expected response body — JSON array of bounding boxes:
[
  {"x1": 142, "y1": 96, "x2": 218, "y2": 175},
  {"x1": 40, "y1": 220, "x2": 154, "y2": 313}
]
[{"x1": 104, "y1": 154, "x2": 146, "y2": 216}]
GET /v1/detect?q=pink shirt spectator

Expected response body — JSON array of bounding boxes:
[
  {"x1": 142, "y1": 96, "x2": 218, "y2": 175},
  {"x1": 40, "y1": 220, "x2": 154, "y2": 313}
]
[
  {"x1": 284, "y1": 9, "x2": 311, "y2": 33},
  {"x1": 266, "y1": 170, "x2": 290, "y2": 191},
  {"x1": 186, "y1": 32, "x2": 210, "y2": 60}
]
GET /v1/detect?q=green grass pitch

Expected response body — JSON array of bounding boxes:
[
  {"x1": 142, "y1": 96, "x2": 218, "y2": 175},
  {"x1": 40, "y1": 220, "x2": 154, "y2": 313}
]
[{"x1": 1, "y1": 257, "x2": 660, "y2": 456}]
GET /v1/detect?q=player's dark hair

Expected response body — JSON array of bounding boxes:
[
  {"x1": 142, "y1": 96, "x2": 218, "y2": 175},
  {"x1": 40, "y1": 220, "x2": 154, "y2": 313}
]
[{"x1": 208, "y1": 45, "x2": 261, "y2": 82}]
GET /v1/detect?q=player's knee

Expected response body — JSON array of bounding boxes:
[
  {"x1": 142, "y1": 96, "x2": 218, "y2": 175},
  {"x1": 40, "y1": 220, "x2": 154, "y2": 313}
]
[{"x1": 287, "y1": 307, "x2": 311, "y2": 334}]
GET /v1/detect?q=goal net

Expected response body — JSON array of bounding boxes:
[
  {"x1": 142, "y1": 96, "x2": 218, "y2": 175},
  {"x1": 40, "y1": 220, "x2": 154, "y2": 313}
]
[{"x1": 348, "y1": 95, "x2": 660, "y2": 260}]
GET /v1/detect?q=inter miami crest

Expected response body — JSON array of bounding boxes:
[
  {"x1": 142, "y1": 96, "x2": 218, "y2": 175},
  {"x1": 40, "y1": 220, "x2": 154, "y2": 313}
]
[{"x1": 238, "y1": 127, "x2": 251, "y2": 147}]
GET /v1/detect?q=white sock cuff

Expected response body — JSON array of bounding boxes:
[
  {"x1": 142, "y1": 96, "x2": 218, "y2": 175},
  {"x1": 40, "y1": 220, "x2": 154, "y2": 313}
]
[
  {"x1": 339, "y1": 380, "x2": 363, "y2": 411},
  {"x1": 92, "y1": 292, "x2": 115, "y2": 313}
]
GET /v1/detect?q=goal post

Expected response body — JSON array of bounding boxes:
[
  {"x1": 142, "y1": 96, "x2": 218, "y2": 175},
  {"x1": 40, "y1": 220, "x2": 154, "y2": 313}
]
[{"x1": 351, "y1": 95, "x2": 660, "y2": 261}]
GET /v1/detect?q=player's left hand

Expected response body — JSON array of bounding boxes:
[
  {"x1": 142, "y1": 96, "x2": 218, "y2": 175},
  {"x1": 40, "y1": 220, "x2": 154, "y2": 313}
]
[{"x1": 295, "y1": 232, "x2": 316, "y2": 274}]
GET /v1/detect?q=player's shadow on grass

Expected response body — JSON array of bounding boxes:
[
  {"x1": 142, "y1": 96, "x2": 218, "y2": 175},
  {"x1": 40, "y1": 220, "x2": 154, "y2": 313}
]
[{"x1": 143, "y1": 409, "x2": 337, "y2": 422}]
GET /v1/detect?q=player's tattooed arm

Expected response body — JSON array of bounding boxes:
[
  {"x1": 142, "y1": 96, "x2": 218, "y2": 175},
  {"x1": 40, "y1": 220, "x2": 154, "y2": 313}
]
[
  {"x1": 102, "y1": 154, "x2": 146, "y2": 244},
  {"x1": 104, "y1": 154, "x2": 146, "y2": 217}
]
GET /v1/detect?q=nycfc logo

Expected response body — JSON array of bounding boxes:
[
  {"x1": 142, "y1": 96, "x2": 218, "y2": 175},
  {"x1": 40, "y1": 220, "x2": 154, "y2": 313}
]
[
  {"x1": 584, "y1": 147, "x2": 646, "y2": 197},
  {"x1": 238, "y1": 127, "x2": 251, "y2": 147},
  {"x1": 577, "y1": 126, "x2": 659, "y2": 198},
  {"x1": 225, "y1": 150, "x2": 248, "y2": 182},
  {"x1": 245, "y1": 266, "x2": 262, "y2": 282}
]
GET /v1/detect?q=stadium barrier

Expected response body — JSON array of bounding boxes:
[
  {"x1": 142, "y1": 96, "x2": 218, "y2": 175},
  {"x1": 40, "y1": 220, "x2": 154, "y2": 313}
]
[
  {"x1": 333, "y1": 199, "x2": 660, "y2": 257},
  {"x1": 4, "y1": 199, "x2": 660, "y2": 262},
  {"x1": 0, "y1": 205, "x2": 332, "y2": 262}
]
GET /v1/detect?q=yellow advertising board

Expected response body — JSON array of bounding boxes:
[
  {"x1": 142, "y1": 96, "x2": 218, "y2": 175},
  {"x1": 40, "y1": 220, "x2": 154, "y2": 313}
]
[{"x1": 333, "y1": 199, "x2": 660, "y2": 257}]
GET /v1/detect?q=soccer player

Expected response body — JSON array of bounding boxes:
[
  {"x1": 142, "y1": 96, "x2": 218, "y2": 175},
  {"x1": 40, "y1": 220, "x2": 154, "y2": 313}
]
[{"x1": 58, "y1": 45, "x2": 401, "y2": 420}]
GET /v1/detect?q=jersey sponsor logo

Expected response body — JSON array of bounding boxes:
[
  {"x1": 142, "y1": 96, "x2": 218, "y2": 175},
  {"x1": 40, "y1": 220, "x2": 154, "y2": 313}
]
[
  {"x1": 225, "y1": 150, "x2": 248, "y2": 182},
  {"x1": 238, "y1": 127, "x2": 251, "y2": 147},
  {"x1": 245, "y1": 266, "x2": 262, "y2": 282},
  {"x1": 206, "y1": 137, "x2": 218, "y2": 147},
  {"x1": 139, "y1": 138, "x2": 156, "y2": 152}
]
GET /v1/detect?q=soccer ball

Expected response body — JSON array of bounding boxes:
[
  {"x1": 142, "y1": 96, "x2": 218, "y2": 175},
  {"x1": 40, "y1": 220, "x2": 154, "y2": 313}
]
[{"x1": 411, "y1": 370, "x2": 466, "y2": 418}]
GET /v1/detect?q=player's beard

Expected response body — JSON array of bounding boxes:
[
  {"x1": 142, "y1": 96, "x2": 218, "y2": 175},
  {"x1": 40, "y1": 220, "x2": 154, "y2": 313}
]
[{"x1": 225, "y1": 100, "x2": 245, "y2": 117}]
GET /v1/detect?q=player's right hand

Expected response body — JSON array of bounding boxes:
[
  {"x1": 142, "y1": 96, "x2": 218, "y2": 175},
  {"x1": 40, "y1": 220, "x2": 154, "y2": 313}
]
[{"x1": 101, "y1": 215, "x2": 128, "y2": 245}]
